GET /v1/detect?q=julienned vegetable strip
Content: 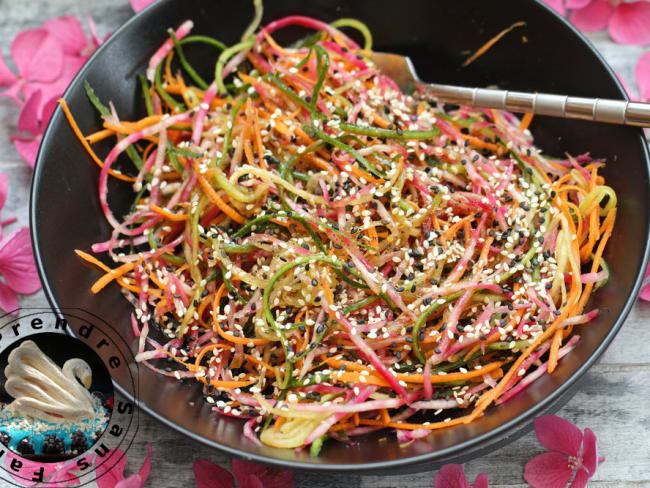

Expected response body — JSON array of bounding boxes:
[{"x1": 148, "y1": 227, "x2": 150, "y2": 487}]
[{"x1": 69, "y1": 11, "x2": 616, "y2": 454}]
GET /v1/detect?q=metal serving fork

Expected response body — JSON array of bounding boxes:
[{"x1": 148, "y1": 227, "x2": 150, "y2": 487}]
[{"x1": 371, "y1": 52, "x2": 650, "y2": 127}]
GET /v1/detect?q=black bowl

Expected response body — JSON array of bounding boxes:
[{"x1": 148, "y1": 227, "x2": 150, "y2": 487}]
[{"x1": 30, "y1": 0, "x2": 650, "y2": 473}]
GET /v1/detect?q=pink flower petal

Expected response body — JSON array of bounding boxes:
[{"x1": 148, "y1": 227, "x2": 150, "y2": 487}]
[
  {"x1": 640, "y1": 264, "x2": 650, "y2": 301},
  {"x1": 11, "y1": 29, "x2": 64, "y2": 83},
  {"x1": 0, "y1": 227, "x2": 41, "y2": 294},
  {"x1": 0, "y1": 280, "x2": 19, "y2": 313},
  {"x1": 43, "y1": 16, "x2": 88, "y2": 56},
  {"x1": 5, "y1": 452, "x2": 62, "y2": 486},
  {"x1": 566, "y1": 0, "x2": 591, "y2": 8},
  {"x1": 609, "y1": 2, "x2": 650, "y2": 45},
  {"x1": 114, "y1": 475, "x2": 143, "y2": 488},
  {"x1": 0, "y1": 173, "x2": 9, "y2": 214},
  {"x1": 42, "y1": 95, "x2": 59, "y2": 129},
  {"x1": 136, "y1": 445, "x2": 152, "y2": 486},
  {"x1": 1, "y1": 82, "x2": 23, "y2": 106},
  {"x1": 86, "y1": 16, "x2": 102, "y2": 48},
  {"x1": 22, "y1": 54, "x2": 85, "y2": 121},
  {"x1": 11, "y1": 135, "x2": 40, "y2": 168},
  {"x1": 96, "y1": 451, "x2": 128, "y2": 488},
  {"x1": 569, "y1": 0, "x2": 614, "y2": 32},
  {"x1": 239, "y1": 474, "x2": 264, "y2": 488},
  {"x1": 472, "y1": 473, "x2": 490, "y2": 488},
  {"x1": 534, "y1": 415, "x2": 583, "y2": 457},
  {"x1": 0, "y1": 48, "x2": 17, "y2": 86},
  {"x1": 192, "y1": 459, "x2": 234, "y2": 488},
  {"x1": 231, "y1": 459, "x2": 294, "y2": 488},
  {"x1": 615, "y1": 72, "x2": 637, "y2": 101},
  {"x1": 569, "y1": 468, "x2": 591, "y2": 488},
  {"x1": 542, "y1": 0, "x2": 566, "y2": 16},
  {"x1": 524, "y1": 452, "x2": 574, "y2": 488},
  {"x1": 44, "y1": 457, "x2": 87, "y2": 484},
  {"x1": 130, "y1": 0, "x2": 157, "y2": 13},
  {"x1": 581, "y1": 428, "x2": 599, "y2": 475},
  {"x1": 18, "y1": 90, "x2": 42, "y2": 135},
  {"x1": 434, "y1": 464, "x2": 470, "y2": 488},
  {"x1": 635, "y1": 51, "x2": 650, "y2": 102}
]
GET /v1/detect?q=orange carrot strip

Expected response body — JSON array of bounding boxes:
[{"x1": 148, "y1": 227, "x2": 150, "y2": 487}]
[
  {"x1": 150, "y1": 204, "x2": 188, "y2": 221},
  {"x1": 194, "y1": 160, "x2": 245, "y2": 224},
  {"x1": 59, "y1": 99, "x2": 136, "y2": 182},
  {"x1": 211, "y1": 284, "x2": 269, "y2": 345},
  {"x1": 547, "y1": 329, "x2": 563, "y2": 373},
  {"x1": 85, "y1": 128, "x2": 115, "y2": 144},
  {"x1": 463, "y1": 21, "x2": 526, "y2": 67},
  {"x1": 519, "y1": 112, "x2": 534, "y2": 132},
  {"x1": 90, "y1": 261, "x2": 136, "y2": 294}
]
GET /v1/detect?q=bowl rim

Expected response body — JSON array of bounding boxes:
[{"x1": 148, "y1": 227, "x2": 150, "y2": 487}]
[{"x1": 29, "y1": 0, "x2": 650, "y2": 472}]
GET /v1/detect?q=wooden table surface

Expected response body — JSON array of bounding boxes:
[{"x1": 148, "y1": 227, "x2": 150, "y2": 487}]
[{"x1": 1, "y1": 1, "x2": 649, "y2": 486}]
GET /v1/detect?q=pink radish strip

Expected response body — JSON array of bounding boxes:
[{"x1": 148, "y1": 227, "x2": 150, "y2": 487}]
[
  {"x1": 581, "y1": 269, "x2": 608, "y2": 283},
  {"x1": 560, "y1": 309, "x2": 599, "y2": 327},
  {"x1": 146, "y1": 20, "x2": 194, "y2": 81},
  {"x1": 427, "y1": 289, "x2": 474, "y2": 365},
  {"x1": 319, "y1": 41, "x2": 367, "y2": 69},
  {"x1": 409, "y1": 399, "x2": 460, "y2": 410},
  {"x1": 257, "y1": 16, "x2": 359, "y2": 49},
  {"x1": 192, "y1": 81, "x2": 218, "y2": 144},
  {"x1": 243, "y1": 418, "x2": 263, "y2": 446},
  {"x1": 326, "y1": 300, "x2": 407, "y2": 397},
  {"x1": 444, "y1": 215, "x2": 487, "y2": 285},
  {"x1": 91, "y1": 235, "x2": 149, "y2": 253},
  {"x1": 497, "y1": 335, "x2": 580, "y2": 404},
  {"x1": 302, "y1": 387, "x2": 377, "y2": 445},
  {"x1": 98, "y1": 111, "x2": 192, "y2": 230}
]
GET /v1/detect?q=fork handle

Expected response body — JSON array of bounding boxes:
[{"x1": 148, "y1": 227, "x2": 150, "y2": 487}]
[{"x1": 423, "y1": 83, "x2": 650, "y2": 127}]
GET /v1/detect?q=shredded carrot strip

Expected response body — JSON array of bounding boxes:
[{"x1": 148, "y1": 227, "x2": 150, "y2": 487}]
[
  {"x1": 463, "y1": 21, "x2": 527, "y2": 67},
  {"x1": 59, "y1": 99, "x2": 136, "y2": 182},
  {"x1": 86, "y1": 128, "x2": 115, "y2": 144},
  {"x1": 150, "y1": 204, "x2": 188, "y2": 221},
  {"x1": 194, "y1": 160, "x2": 245, "y2": 224},
  {"x1": 519, "y1": 112, "x2": 534, "y2": 132},
  {"x1": 90, "y1": 261, "x2": 136, "y2": 294}
]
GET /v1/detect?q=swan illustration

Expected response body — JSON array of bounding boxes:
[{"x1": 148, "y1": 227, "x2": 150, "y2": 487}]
[{"x1": 3, "y1": 340, "x2": 96, "y2": 422}]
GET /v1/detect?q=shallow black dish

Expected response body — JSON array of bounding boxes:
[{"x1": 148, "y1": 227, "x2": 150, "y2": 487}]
[{"x1": 30, "y1": 0, "x2": 650, "y2": 473}]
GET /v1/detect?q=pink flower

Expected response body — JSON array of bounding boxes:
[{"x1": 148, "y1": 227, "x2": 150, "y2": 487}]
[
  {"x1": 10, "y1": 89, "x2": 59, "y2": 167},
  {"x1": 0, "y1": 15, "x2": 103, "y2": 166},
  {"x1": 0, "y1": 28, "x2": 63, "y2": 106},
  {"x1": 4, "y1": 451, "x2": 92, "y2": 487},
  {"x1": 5, "y1": 451, "x2": 62, "y2": 486},
  {"x1": 434, "y1": 464, "x2": 489, "y2": 488},
  {"x1": 0, "y1": 226, "x2": 42, "y2": 313},
  {"x1": 96, "y1": 446, "x2": 152, "y2": 488},
  {"x1": 543, "y1": 0, "x2": 650, "y2": 45},
  {"x1": 639, "y1": 262, "x2": 650, "y2": 300},
  {"x1": 131, "y1": 0, "x2": 157, "y2": 13},
  {"x1": 0, "y1": 173, "x2": 41, "y2": 313},
  {"x1": 635, "y1": 51, "x2": 650, "y2": 103},
  {"x1": 193, "y1": 458, "x2": 294, "y2": 488},
  {"x1": 524, "y1": 415, "x2": 604, "y2": 488}
]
